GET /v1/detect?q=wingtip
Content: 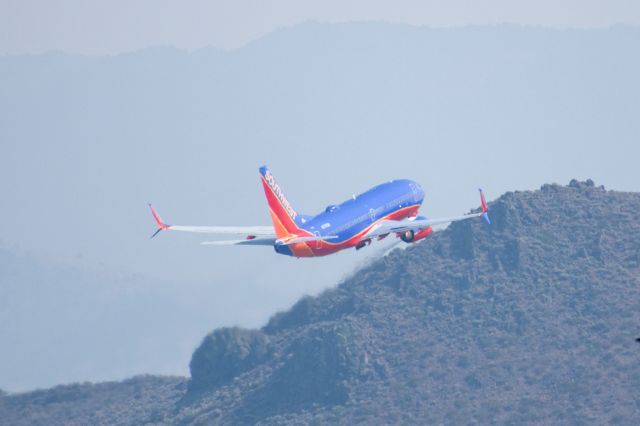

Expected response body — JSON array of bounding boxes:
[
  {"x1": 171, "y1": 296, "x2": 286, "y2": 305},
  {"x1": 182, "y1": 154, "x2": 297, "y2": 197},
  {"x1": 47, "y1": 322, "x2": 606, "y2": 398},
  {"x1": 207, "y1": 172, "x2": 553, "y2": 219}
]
[
  {"x1": 148, "y1": 203, "x2": 171, "y2": 233},
  {"x1": 478, "y1": 189, "x2": 488, "y2": 213},
  {"x1": 478, "y1": 189, "x2": 489, "y2": 224},
  {"x1": 482, "y1": 212, "x2": 491, "y2": 225}
]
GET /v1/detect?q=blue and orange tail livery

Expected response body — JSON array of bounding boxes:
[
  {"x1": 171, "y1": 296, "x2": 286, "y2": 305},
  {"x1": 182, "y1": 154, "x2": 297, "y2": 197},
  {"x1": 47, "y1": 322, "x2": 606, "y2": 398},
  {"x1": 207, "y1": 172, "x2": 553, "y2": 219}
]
[
  {"x1": 259, "y1": 166, "x2": 306, "y2": 239},
  {"x1": 150, "y1": 165, "x2": 489, "y2": 257}
]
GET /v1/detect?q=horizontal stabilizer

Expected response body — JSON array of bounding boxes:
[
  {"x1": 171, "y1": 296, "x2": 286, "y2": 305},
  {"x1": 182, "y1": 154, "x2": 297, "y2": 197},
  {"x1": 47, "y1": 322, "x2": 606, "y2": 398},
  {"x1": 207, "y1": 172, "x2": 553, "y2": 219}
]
[
  {"x1": 201, "y1": 238, "x2": 277, "y2": 246},
  {"x1": 277, "y1": 235, "x2": 339, "y2": 246}
]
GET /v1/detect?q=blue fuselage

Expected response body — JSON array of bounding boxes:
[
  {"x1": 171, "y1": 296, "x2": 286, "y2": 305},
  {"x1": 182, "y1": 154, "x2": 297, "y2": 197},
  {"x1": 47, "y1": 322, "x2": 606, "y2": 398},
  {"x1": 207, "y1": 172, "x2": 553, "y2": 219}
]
[{"x1": 275, "y1": 179, "x2": 425, "y2": 256}]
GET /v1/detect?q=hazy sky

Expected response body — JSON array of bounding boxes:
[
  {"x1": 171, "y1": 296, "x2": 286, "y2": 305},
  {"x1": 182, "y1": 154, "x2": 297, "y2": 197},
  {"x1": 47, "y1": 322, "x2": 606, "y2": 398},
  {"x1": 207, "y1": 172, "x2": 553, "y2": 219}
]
[
  {"x1": 2, "y1": 0, "x2": 640, "y2": 54},
  {"x1": 1, "y1": 2, "x2": 640, "y2": 392}
]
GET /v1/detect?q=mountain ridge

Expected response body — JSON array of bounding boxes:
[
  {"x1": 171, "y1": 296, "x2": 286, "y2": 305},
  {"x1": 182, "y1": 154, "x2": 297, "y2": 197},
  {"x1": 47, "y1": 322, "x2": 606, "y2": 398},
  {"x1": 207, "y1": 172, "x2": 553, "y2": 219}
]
[
  {"x1": 180, "y1": 179, "x2": 640, "y2": 424},
  {"x1": 2, "y1": 23, "x2": 639, "y2": 392},
  {"x1": 3, "y1": 179, "x2": 639, "y2": 424}
]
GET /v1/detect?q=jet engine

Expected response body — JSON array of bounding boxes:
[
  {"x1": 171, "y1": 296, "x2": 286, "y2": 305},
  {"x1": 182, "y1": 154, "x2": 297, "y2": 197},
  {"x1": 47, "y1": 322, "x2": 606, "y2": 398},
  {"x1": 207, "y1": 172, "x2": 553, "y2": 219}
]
[
  {"x1": 399, "y1": 226, "x2": 433, "y2": 243},
  {"x1": 400, "y1": 230, "x2": 415, "y2": 242}
]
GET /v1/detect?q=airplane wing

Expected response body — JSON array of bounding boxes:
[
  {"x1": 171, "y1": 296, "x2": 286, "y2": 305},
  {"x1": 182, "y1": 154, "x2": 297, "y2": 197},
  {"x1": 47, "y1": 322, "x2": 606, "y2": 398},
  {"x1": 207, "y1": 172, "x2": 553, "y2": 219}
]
[
  {"x1": 363, "y1": 189, "x2": 490, "y2": 240},
  {"x1": 149, "y1": 205, "x2": 337, "y2": 247},
  {"x1": 148, "y1": 204, "x2": 275, "y2": 239},
  {"x1": 200, "y1": 235, "x2": 338, "y2": 247}
]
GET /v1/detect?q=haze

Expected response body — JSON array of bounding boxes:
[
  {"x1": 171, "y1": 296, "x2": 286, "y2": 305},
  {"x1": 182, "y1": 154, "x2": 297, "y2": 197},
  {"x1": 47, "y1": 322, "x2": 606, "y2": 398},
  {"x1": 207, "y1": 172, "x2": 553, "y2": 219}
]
[
  {"x1": 2, "y1": 0, "x2": 640, "y2": 54},
  {"x1": 1, "y1": 3, "x2": 639, "y2": 393}
]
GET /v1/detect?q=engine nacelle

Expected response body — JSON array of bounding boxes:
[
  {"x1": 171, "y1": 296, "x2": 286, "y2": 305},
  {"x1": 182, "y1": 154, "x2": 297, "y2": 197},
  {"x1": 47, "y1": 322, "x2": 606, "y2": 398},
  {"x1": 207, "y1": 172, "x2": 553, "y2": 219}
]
[
  {"x1": 399, "y1": 226, "x2": 433, "y2": 243},
  {"x1": 400, "y1": 230, "x2": 415, "y2": 242}
]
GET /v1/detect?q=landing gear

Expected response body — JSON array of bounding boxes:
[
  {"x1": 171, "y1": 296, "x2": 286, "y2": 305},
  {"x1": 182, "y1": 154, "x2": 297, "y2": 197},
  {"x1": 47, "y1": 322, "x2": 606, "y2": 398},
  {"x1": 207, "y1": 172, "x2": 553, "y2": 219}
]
[{"x1": 355, "y1": 239, "x2": 372, "y2": 250}]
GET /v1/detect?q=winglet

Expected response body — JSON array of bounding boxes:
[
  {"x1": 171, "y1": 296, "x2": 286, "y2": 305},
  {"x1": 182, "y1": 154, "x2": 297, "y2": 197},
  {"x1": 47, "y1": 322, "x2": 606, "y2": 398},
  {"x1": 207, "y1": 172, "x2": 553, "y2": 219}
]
[
  {"x1": 479, "y1": 189, "x2": 491, "y2": 225},
  {"x1": 148, "y1": 204, "x2": 171, "y2": 238}
]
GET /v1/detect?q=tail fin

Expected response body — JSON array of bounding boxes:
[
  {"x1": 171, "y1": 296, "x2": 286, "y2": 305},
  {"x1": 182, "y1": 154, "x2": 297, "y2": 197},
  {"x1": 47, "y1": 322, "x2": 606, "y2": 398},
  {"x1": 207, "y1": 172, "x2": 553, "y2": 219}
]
[{"x1": 259, "y1": 166, "x2": 304, "y2": 239}]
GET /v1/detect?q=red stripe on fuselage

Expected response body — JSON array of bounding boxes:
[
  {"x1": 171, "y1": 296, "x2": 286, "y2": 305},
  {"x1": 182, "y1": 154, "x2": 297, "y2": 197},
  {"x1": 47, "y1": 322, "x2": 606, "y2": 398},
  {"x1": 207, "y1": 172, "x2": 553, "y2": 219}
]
[
  {"x1": 294, "y1": 203, "x2": 421, "y2": 257},
  {"x1": 260, "y1": 175, "x2": 423, "y2": 258}
]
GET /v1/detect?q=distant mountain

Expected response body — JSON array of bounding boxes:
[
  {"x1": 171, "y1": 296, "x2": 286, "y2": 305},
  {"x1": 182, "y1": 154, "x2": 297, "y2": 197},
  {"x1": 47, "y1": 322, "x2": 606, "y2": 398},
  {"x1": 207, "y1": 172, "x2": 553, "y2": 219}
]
[
  {"x1": 0, "y1": 247, "x2": 208, "y2": 392},
  {"x1": 0, "y1": 376, "x2": 185, "y2": 426},
  {"x1": 2, "y1": 179, "x2": 639, "y2": 424},
  {"x1": 2, "y1": 22, "x2": 640, "y2": 392}
]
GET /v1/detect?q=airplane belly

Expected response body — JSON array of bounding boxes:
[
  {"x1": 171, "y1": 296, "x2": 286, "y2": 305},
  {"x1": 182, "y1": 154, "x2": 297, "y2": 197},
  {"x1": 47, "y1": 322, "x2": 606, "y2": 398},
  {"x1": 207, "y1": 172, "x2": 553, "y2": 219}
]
[{"x1": 280, "y1": 202, "x2": 423, "y2": 257}]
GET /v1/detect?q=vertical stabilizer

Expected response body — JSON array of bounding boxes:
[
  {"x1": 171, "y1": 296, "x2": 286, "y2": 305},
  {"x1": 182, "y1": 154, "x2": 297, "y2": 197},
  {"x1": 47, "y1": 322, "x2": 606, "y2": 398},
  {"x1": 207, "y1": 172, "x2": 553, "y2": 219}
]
[{"x1": 259, "y1": 166, "x2": 306, "y2": 239}]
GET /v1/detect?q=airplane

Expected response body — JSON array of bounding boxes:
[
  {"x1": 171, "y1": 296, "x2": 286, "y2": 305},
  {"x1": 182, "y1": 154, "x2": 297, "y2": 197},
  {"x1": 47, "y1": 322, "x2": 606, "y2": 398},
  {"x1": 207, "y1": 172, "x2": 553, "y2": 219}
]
[{"x1": 149, "y1": 165, "x2": 490, "y2": 258}]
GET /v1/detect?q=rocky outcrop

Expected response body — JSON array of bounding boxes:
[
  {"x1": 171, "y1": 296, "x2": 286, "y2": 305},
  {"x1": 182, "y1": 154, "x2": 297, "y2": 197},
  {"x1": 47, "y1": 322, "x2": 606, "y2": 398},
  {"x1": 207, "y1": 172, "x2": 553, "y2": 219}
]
[
  {"x1": 189, "y1": 328, "x2": 271, "y2": 392},
  {"x1": 3, "y1": 180, "x2": 640, "y2": 425},
  {"x1": 178, "y1": 180, "x2": 640, "y2": 424}
]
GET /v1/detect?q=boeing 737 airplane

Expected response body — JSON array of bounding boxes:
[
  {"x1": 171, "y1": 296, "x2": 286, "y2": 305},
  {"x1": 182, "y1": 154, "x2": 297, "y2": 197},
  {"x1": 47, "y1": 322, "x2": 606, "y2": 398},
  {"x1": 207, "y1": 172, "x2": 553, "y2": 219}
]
[{"x1": 149, "y1": 166, "x2": 490, "y2": 257}]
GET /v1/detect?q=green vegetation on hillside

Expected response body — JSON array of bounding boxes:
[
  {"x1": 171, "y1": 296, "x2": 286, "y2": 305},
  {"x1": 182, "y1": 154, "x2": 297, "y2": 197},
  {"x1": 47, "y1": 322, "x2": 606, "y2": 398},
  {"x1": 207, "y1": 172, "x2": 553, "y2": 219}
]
[{"x1": 2, "y1": 180, "x2": 639, "y2": 425}]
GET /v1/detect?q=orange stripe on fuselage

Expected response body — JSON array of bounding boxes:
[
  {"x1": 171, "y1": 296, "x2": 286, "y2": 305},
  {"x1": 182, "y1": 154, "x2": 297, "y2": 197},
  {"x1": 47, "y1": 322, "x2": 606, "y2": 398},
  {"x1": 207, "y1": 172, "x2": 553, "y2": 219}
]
[
  {"x1": 261, "y1": 174, "x2": 422, "y2": 258},
  {"x1": 295, "y1": 203, "x2": 422, "y2": 258},
  {"x1": 267, "y1": 205, "x2": 315, "y2": 257},
  {"x1": 288, "y1": 241, "x2": 316, "y2": 257}
]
